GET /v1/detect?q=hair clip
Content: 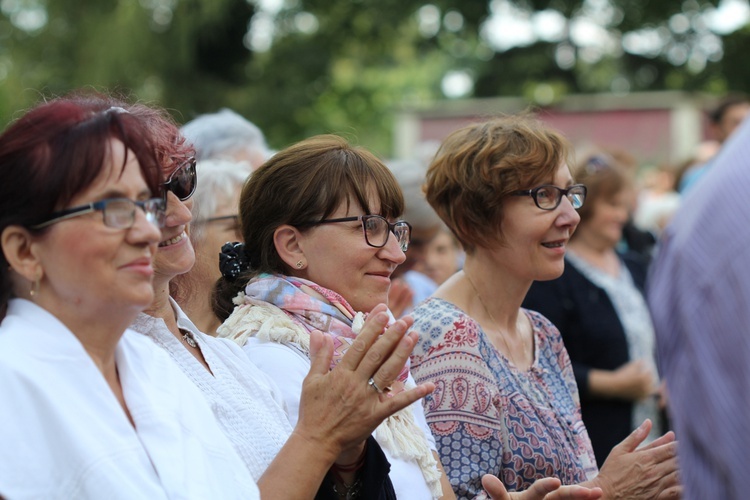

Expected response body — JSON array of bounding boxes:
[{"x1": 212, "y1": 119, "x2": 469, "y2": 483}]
[
  {"x1": 584, "y1": 154, "x2": 614, "y2": 175},
  {"x1": 219, "y1": 241, "x2": 250, "y2": 280}
]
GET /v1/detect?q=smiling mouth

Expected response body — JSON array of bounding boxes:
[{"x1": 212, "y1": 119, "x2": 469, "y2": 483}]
[
  {"x1": 159, "y1": 231, "x2": 185, "y2": 247},
  {"x1": 541, "y1": 241, "x2": 565, "y2": 248},
  {"x1": 368, "y1": 270, "x2": 394, "y2": 278}
]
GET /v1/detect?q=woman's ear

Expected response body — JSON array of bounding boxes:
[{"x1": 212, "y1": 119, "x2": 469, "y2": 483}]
[
  {"x1": 1, "y1": 225, "x2": 43, "y2": 292},
  {"x1": 273, "y1": 224, "x2": 308, "y2": 272}
]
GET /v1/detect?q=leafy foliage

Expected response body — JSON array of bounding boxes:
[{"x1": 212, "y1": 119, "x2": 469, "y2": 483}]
[{"x1": 0, "y1": 0, "x2": 747, "y2": 155}]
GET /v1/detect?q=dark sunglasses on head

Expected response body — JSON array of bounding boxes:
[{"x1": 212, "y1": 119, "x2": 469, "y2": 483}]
[{"x1": 163, "y1": 156, "x2": 197, "y2": 201}]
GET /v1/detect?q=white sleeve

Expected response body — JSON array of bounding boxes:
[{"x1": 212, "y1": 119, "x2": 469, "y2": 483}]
[{"x1": 242, "y1": 337, "x2": 310, "y2": 428}]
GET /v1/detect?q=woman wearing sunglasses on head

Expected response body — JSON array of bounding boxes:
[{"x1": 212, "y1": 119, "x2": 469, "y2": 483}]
[
  {"x1": 127, "y1": 110, "x2": 433, "y2": 498},
  {"x1": 408, "y1": 115, "x2": 681, "y2": 499},
  {"x1": 0, "y1": 93, "x2": 258, "y2": 498},
  {"x1": 172, "y1": 158, "x2": 252, "y2": 336}
]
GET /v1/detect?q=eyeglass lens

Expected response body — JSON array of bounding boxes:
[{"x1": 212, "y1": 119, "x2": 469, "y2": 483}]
[
  {"x1": 363, "y1": 216, "x2": 410, "y2": 251},
  {"x1": 103, "y1": 199, "x2": 165, "y2": 229},
  {"x1": 535, "y1": 186, "x2": 586, "y2": 209},
  {"x1": 164, "y1": 158, "x2": 196, "y2": 201}
]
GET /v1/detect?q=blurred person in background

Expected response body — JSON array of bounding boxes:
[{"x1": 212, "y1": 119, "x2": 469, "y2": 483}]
[
  {"x1": 0, "y1": 93, "x2": 258, "y2": 498},
  {"x1": 415, "y1": 223, "x2": 464, "y2": 286},
  {"x1": 523, "y1": 154, "x2": 663, "y2": 467},
  {"x1": 633, "y1": 163, "x2": 681, "y2": 237},
  {"x1": 181, "y1": 108, "x2": 272, "y2": 170},
  {"x1": 410, "y1": 115, "x2": 679, "y2": 499},
  {"x1": 678, "y1": 93, "x2": 750, "y2": 193},
  {"x1": 173, "y1": 158, "x2": 251, "y2": 335},
  {"x1": 576, "y1": 147, "x2": 656, "y2": 260},
  {"x1": 671, "y1": 142, "x2": 719, "y2": 191},
  {"x1": 386, "y1": 158, "x2": 443, "y2": 316}
]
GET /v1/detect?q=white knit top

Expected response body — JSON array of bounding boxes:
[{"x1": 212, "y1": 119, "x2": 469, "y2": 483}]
[{"x1": 130, "y1": 298, "x2": 293, "y2": 480}]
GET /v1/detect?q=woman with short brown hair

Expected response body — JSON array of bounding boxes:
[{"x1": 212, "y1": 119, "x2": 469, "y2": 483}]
[{"x1": 410, "y1": 115, "x2": 680, "y2": 499}]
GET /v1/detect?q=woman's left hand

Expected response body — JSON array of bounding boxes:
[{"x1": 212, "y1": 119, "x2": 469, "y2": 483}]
[
  {"x1": 593, "y1": 419, "x2": 681, "y2": 499},
  {"x1": 482, "y1": 475, "x2": 603, "y2": 500},
  {"x1": 258, "y1": 304, "x2": 435, "y2": 499},
  {"x1": 294, "y1": 303, "x2": 435, "y2": 460}
]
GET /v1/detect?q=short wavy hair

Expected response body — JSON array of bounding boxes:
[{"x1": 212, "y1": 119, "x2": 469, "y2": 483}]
[{"x1": 424, "y1": 114, "x2": 570, "y2": 253}]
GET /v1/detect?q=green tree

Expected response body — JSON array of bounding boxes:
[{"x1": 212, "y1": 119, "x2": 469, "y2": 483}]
[{"x1": 1, "y1": 0, "x2": 746, "y2": 155}]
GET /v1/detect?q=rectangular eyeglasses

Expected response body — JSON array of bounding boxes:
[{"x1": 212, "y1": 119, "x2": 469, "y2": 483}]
[
  {"x1": 30, "y1": 197, "x2": 166, "y2": 229},
  {"x1": 298, "y1": 215, "x2": 412, "y2": 252}
]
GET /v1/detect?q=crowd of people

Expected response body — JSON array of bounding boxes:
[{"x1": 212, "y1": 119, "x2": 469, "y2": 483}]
[{"x1": 0, "y1": 87, "x2": 743, "y2": 499}]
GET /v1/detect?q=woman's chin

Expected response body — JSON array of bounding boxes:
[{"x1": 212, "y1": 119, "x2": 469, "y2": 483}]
[
  {"x1": 534, "y1": 265, "x2": 566, "y2": 283},
  {"x1": 125, "y1": 287, "x2": 156, "y2": 311}
]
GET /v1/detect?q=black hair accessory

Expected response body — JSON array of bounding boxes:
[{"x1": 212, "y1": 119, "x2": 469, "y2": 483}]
[{"x1": 219, "y1": 242, "x2": 250, "y2": 281}]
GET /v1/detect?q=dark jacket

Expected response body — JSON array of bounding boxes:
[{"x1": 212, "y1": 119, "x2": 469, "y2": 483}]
[
  {"x1": 522, "y1": 252, "x2": 649, "y2": 467},
  {"x1": 316, "y1": 435, "x2": 396, "y2": 500}
]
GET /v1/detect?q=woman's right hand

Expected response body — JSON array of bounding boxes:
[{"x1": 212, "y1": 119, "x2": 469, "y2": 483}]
[
  {"x1": 292, "y1": 303, "x2": 435, "y2": 462},
  {"x1": 592, "y1": 419, "x2": 682, "y2": 499}
]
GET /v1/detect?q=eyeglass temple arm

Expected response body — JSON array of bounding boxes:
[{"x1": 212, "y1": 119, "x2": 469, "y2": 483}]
[{"x1": 30, "y1": 205, "x2": 95, "y2": 229}]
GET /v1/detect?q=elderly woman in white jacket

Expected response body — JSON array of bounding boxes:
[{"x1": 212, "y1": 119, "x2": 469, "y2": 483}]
[{"x1": 0, "y1": 93, "x2": 256, "y2": 498}]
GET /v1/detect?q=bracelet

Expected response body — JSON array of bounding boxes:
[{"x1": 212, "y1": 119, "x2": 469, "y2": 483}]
[{"x1": 331, "y1": 441, "x2": 368, "y2": 473}]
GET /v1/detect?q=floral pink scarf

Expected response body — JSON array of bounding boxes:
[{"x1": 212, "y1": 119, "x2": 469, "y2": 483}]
[{"x1": 243, "y1": 273, "x2": 409, "y2": 391}]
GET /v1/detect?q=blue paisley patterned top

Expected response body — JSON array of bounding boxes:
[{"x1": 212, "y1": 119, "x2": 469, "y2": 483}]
[{"x1": 410, "y1": 298, "x2": 598, "y2": 499}]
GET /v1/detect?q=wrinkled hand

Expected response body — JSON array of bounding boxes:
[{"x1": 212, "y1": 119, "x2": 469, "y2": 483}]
[
  {"x1": 387, "y1": 277, "x2": 414, "y2": 318},
  {"x1": 595, "y1": 419, "x2": 681, "y2": 499},
  {"x1": 293, "y1": 303, "x2": 435, "y2": 460},
  {"x1": 613, "y1": 360, "x2": 656, "y2": 401},
  {"x1": 482, "y1": 475, "x2": 602, "y2": 500}
]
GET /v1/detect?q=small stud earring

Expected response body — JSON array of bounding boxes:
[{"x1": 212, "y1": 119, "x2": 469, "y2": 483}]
[{"x1": 296, "y1": 260, "x2": 304, "y2": 269}]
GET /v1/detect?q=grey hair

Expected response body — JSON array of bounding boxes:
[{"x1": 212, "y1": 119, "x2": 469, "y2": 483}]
[
  {"x1": 181, "y1": 109, "x2": 271, "y2": 166},
  {"x1": 190, "y1": 158, "x2": 253, "y2": 245},
  {"x1": 386, "y1": 158, "x2": 442, "y2": 231}
]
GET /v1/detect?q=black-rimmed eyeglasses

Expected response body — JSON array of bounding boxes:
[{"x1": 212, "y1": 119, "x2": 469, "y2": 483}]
[
  {"x1": 30, "y1": 197, "x2": 166, "y2": 229},
  {"x1": 163, "y1": 156, "x2": 197, "y2": 201},
  {"x1": 298, "y1": 215, "x2": 412, "y2": 252},
  {"x1": 511, "y1": 184, "x2": 587, "y2": 211}
]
